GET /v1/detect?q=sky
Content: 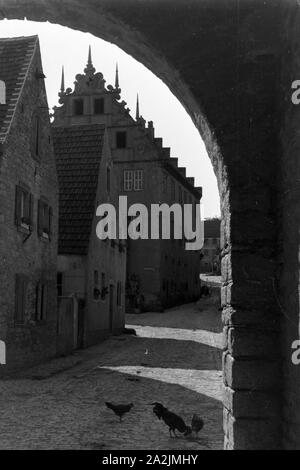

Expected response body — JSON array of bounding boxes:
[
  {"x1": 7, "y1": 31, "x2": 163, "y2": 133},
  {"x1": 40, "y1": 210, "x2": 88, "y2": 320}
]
[{"x1": 0, "y1": 19, "x2": 220, "y2": 219}]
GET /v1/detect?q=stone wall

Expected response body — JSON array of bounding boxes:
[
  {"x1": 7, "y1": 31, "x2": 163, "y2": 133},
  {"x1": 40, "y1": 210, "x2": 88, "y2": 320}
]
[
  {"x1": 0, "y1": 0, "x2": 299, "y2": 448},
  {"x1": 0, "y1": 41, "x2": 58, "y2": 373},
  {"x1": 278, "y1": 2, "x2": 300, "y2": 450}
]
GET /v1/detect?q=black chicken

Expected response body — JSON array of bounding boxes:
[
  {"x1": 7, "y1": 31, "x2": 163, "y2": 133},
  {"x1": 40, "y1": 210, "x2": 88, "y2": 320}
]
[
  {"x1": 191, "y1": 414, "x2": 204, "y2": 436},
  {"x1": 105, "y1": 402, "x2": 133, "y2": 421},
  {"x1": 151, "y1": 402, "x2": 191, "y2": 437}
]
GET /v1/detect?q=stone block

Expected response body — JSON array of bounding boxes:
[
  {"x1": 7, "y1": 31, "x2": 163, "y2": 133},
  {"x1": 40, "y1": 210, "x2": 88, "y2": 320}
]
[{"x1": 223, "y1": 352, "x2": 280, "y2": 390}]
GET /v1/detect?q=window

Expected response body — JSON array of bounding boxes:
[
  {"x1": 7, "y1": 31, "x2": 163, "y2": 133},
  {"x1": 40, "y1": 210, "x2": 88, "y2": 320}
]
[
  {"x1": 38, "y1": 199, "x2": 53, "y2": 239},
  {"x1": 124, "y1": 170, "x2": 133, "y2": 191},
  {"x1": 100, "y1": 272, "x2": 108, "y2": 300},
  {"x1": 116, "y1": 131, "x2": 127, "y2": 148},
  {"x1": 15, "y1": 185, "x2": 33, "y2": 230},
  {"x1": 15, "y1": 274, "x2": 27, "y2": 323},
  {"x1": 107, "y1": 167, "x2": 111, "y2": 194},
  {"x1": 35, "y1": 281, "x2": 48, "y2": 321},
  {"x1": 32, "y1": 114, "x2": 41, "y2": 159},
  {"x1": 124, "y1": 170, "x2": 144, "y2": 191},
  {"x1": 57, "y1": 273, "x2": 63, "y2": 297},
  {"x1": 73, "y1": 99, "x2": 84, "y2": 116},
  {"x1": 94, "y1": 98, "x2": 104, "y2": 114},
  {"x1": 134, "y1": 170, "x2": 144, "y2": 191},
  {"x1": 117, "y1": 281, "x2": 122, "y2": 306},
  {"x1": 93, "y1": 270, "x2": 100, "y2": 300}
]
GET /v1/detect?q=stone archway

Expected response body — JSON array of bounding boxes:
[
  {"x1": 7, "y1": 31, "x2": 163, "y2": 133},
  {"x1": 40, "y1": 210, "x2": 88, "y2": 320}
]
[{"x1": 1, "y1": 0, "x2": 299, "y2": 450}]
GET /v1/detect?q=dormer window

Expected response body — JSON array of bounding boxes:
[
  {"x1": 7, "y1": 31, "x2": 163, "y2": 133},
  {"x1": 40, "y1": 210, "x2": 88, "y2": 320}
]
[
  {"x1": 94, "y1": 98, "x2": 104, "y2": 114},
  {"x1": 73, "y1": 99, "x2": 84, "y2": 116}
]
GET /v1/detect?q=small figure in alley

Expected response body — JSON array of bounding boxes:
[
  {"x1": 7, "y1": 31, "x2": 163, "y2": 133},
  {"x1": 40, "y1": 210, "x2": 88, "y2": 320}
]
[{"x1": 200, "y1": 285, "x2": 211, "y2": 298}]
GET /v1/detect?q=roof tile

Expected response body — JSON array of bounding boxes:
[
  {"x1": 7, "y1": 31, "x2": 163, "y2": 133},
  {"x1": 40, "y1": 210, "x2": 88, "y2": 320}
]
[
  {"x1": 0, "y1": 36, "x2": 38, "y2": 143},
  {"x1": 52, "y1": 124, "x2": 105, "y2": 255}
]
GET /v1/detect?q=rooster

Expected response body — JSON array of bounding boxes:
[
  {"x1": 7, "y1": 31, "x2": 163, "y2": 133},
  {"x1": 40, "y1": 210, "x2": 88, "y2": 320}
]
[
  {"x1": 151, "y1": 402, "x2": 192, "y2": 437},
  {"x1": 105, "y1": 402, "x2": 133, "y2": 422},
  {"x1": 191, "y1": 414, "x2": 204, "y2": 436}
]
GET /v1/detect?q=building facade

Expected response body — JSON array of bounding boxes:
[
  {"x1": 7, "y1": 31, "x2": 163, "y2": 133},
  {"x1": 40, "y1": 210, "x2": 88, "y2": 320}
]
[
  {"x1": 52, "y1": 54, "x2": 126, "y2": 349},
  {"x1": 0, "y1": 36, "x2": 58, "y2": 373},
  {"x1": 200, "y1": 218, "x2": 221, "y2": 274},
  {"x1": 52, "y1": 49, "x2": 202, "y2": 312}
]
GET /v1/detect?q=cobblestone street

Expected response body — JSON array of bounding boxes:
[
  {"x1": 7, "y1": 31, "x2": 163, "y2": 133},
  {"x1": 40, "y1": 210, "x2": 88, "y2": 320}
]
[{"x1": 0, "y1": 301, "x2": 223, "y2": 450}]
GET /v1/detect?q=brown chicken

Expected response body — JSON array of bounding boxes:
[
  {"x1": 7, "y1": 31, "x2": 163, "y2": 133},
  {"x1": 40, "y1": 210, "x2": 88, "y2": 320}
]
[
  {"x1": 191, "y1": 414, "x2": 204, "y2": 436},
  {"x1": 151, "y1": 402, "x2": 192, "y2": 437},
  {"x1": 105, "y1": 402, "x2": 134, "y2": 421}
]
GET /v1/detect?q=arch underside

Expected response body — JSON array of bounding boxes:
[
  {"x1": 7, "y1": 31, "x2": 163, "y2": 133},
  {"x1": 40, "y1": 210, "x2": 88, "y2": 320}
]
[{"x1": 0, "y1": 0, "x2": 299, "y2": 450}]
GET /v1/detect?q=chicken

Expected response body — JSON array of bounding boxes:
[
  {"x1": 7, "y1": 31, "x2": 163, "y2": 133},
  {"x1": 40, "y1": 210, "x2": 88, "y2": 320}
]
[
  {"x1": 191, "y1": 414, "x2": 204, "y2": 436},
  {"x1": 151, "y1": 402, "x2": 192, "y2": 437},
  {"x1": 105, "y1": 402, "x2": 133, "y2": 421}
]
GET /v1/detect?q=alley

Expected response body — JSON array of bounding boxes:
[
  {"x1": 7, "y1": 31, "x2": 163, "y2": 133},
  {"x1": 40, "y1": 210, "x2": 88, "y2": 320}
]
[{"x1": 0, "y1": 301, "x2": 223, "y2": 450}]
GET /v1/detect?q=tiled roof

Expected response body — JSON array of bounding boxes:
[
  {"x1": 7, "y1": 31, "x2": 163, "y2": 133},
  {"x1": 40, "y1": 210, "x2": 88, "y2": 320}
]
[
  {"x1": 204, "y1": 218, "x2": 221, "y2": 238},
  {"x1": 52, "y1": 124, "x2": 105, "y2": 255},
  {"x1": 0, "y1": 36, "x2": 38, "y2": 144}
]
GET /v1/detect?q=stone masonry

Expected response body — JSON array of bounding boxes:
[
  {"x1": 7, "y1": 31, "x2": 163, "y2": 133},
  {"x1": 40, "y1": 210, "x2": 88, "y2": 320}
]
[
  {"x1": 0, "y1": 36, "x2": 58, "y2": 374},
  {"x1": 0, "y1": 0, "x2": 299, "y2": 449}
]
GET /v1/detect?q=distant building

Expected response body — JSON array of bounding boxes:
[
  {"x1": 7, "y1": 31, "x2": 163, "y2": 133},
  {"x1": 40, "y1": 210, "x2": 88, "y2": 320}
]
[
  {"x1": 52, "y1": 54, "x2": 126, "y2": 349},
  {"x1": 200, "y1": 218, "x2": 221, "y2": 274},
  {"x1": 0, "y1": 36, "x2": 58, "y2": 372},
  {"x1": 52, "y1": 48, "x2": 202, "y2": 312}
]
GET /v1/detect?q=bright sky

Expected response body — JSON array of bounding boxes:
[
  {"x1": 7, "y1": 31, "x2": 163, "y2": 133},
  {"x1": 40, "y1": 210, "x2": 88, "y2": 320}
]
[{"x1": 0, "y1": 19, "x2": 220, "y2": 218}]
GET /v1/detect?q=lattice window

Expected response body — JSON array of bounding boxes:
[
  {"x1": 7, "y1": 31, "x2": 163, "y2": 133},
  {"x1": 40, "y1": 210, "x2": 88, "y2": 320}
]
[
  {"x1": 134, "y1": 169, "x2": 144, "y2": 191},
  {"x1": 124, "y1": 170, "x2": 133, "y2": 191}
]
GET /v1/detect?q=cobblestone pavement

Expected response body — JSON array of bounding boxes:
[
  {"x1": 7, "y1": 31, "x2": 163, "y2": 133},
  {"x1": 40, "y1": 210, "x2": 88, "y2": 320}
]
[{"x1": 0, "y1": 301, "x2": 223, "y2": 450}]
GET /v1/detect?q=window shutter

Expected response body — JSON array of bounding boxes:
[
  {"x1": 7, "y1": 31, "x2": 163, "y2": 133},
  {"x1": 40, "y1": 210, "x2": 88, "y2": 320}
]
[
  {"x1": 35, "y1": 281, "x2": 41, "y2": 321},
  {"x1": 37, "y1": 200, "x2": 43, "y2": 236},
  {"x1": 42, "y1": 283, "x2": 48, "y2": 320},
  {"x1": 107, "y1": 167, "x2": 111, "y2": 194},
  {"x1": 48, "y1": 206, "x2": 53, "y2": 240},
  {"x1": 15, "y1": 274, "x2": 27, "y2": 323},
  {"x1": 29, "y1": 194, "x2": 34, "y2": 230},
  {"x1": 37, "y1": 116, "x2": 41, "y2": 157},
  {"x1": 15, "y1": 186, "x2": 22, "y2": 226},
  {"x1": 32, "y1": 115, "x2": 37, "y2": 157}
]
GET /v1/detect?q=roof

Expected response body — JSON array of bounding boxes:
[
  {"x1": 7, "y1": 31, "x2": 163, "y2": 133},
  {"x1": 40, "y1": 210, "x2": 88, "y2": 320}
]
[
  {"x1": 0, "y1": 36, "x2": 38, "y2": 144},
  {"x1": 52, "y1": 124, "x2": 106, "y2": 255},
  {"x1": 204, "y1": 218, "x2": 221, "y2": 238}
]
